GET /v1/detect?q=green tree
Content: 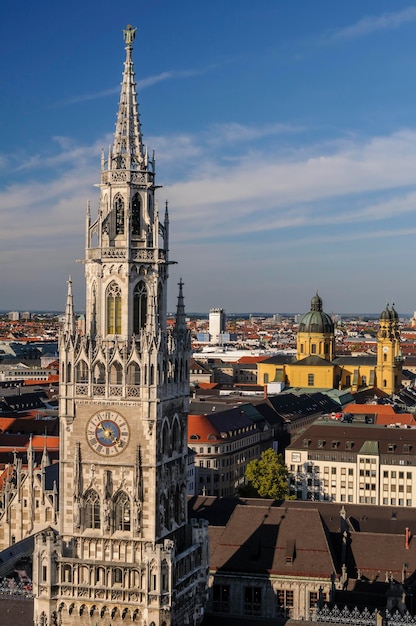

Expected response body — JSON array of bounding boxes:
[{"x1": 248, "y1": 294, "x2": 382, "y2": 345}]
[{"x1": 244, "y1": 448, "x2": 289, "y2": 499}]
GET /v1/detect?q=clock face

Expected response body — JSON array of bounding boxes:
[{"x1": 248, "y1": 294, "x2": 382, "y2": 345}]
[{"x1": 86, "y1": 410, "x2": 130, "y2": 456}]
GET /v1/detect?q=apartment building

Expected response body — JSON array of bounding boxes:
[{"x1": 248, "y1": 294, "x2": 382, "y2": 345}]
[
  {"x1": 286, "y1": 418, "x2": 416, "y2": 506},
  {"x1": 188, "y1": 407, "x2": 261, "y2": 496}
]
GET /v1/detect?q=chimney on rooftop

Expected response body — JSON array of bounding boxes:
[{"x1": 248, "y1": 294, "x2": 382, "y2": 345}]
[{"x1": 405, "y1": 527, "x2": 411, "y2": 550}]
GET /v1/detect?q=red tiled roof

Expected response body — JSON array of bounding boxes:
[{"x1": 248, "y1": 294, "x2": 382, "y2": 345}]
[
  {"x1": 197, "y1": 382, "x2": 218, "y2": 390},
  {"x1": 237, "y1": 356, "x2": 270, "y2": 364},
  {"x1": 0, "y1": 435, "x2": 59, "y2": 452},
  {"x1": 343, "y1": 403, "x2": 415, "y2": 425},
  {"x1": 188, "y1": 414, "x2": 221, "y2": 442},
  {"x1": 24, "y1": 374, "x2": 59, "y2": 385}
]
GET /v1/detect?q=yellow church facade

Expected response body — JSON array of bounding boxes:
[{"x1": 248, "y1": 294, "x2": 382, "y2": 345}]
[{"x1": 257, "y1": 294, "x2": 402, "y2": 396}]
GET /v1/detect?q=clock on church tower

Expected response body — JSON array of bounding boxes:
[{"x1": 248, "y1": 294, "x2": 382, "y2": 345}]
[{"x1": 33, "y1": 25, "x2": 208, "y2": 626}]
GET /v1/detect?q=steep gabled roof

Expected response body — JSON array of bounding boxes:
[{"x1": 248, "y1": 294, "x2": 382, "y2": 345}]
[{"x1": 209, "y1": 504, "x2": 336, "y2": 577}]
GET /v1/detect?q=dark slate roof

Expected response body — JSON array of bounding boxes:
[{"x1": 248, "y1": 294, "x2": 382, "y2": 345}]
[
  {"x1": 44, "y1": 462, "x2": 59, "y2": 492},
  {"x1": 1, "y1": 393, "x2": 45, "y2": 412},
  {"x1": 333, "y1": 356, "x2": 377, "y2": 366},
  {"x1": 189, "y1": 496, "x2": 271, "y2": 526},
  {"x1": 267, "y1": 392, "x2": 340, "y2": 420},
  {"x1": 189, "y1": 400, "x2": 231, "y2": 415},
  {"x1": 291, "y1": 355, "x2": 334, "y2": 367},
  {"x1": 205, "y1": 407, "x2": 257, "y2": 433},
  {"x1": 287, "y1": 421, "x2": 416, "y2": 456},
  {"x1": 261, "y1": 355, "x2": 295, "y2": 365},
  {"x1": 283, "y1": 500, "x2": 416, "y2": 535},
  {"x1": 255, "y1": 402, "x2": 285, "y2": 427}
]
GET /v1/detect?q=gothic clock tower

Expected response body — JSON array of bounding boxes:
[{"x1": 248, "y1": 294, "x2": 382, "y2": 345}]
[{"x1": 33, "y1": 25, "x2": 208, "y2": 626}]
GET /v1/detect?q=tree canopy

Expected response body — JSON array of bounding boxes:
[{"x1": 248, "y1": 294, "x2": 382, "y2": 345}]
[{"x1": 244, "y1": 448, "x2": 290, "y2": 500}]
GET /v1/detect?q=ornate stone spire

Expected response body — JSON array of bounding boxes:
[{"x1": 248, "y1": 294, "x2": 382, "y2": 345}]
[
  {"x1": 175, "y1": 278, "x2": 187, "y2": 333},
  {"x1": 63, "y1": 276, "x2": 75, "y2": 335},
  {"x1": 111, "y1": 24, "x2": 144, "y2": 172}
]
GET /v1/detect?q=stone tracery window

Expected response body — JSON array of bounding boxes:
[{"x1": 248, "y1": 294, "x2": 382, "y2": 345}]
[
  {"x1": 85, "y1": 490, "x2": 100, "y2": 529},
  {"x1": 114, "y1": 491, "x2": 131, "y2": 531},
  {"x1": 127, "y1": 362, "x2": 140, "y2": 385},
  {"x1": 133, "y1": 282, "x2": 147, "y2": 333},
  {"x1": 107, "y1": 281, "x2": 122, "y2": 334},
  {"x1": 110, "y1": 361, "x2": 123, "y2": 385},
  {"x1": 115, "y1": 194, "x2": 125, "y2": 235},
  {"x1": 76, "y1": 360, "x2": 88, "y2": 383},
  {"x1": 132, "y1": 193, "x2": 141, "y2": 235}
]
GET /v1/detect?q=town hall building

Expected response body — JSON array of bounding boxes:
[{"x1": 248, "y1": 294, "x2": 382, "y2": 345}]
[{"x1": 32, "y1": 26, "x2": 209, "y2": 626}]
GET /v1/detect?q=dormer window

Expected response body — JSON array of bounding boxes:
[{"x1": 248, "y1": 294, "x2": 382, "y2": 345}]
[
  {"x1": 331, "y1": 441, "x2": 339, "y2": 449},
  {"x1": 303, "y1": 439, "x2": 310, "y2": 448},
  {"x1": 388, "y1": 443, "x2": 395, "y2": 453},
  {"x1": 317, "y1": 440, "x2": 325, "y2": 448},
  {"x1": 345, "y1": 441, "x2": 353, "y2": 450}
]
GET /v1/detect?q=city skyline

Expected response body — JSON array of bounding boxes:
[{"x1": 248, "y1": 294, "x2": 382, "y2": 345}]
[{"x1": 1, "y1": 1, "x2": 416, "y2": 314}]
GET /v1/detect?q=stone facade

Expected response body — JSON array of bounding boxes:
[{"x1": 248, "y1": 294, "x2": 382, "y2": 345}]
[
  {"x1": 32, "y1": 26, "x2": 208, "y2": 626},
  {"x1": 0, "y1": 446, "x2": 58, "y2": 551}
]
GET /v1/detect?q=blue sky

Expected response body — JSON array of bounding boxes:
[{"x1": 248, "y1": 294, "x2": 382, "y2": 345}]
[{"x1": 1, "y1": 1, "x2": 416, "y2": 315}]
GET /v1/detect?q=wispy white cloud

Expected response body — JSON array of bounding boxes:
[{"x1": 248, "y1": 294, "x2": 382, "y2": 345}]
[
  {"x1": 163, "y1": 128, "x2": 416, "y2": 239},
  {"x1": 138, "y1": 67, "x2": 212, "y2": 88},
  {"x1": 2, "y1": 122, "x2": 416, "y2": 310},
  {"x1": 54, "y1": 65, "x2": 216, "y2": 107},
  {"x1": 204, "y1": 122, "x2": 303, "y2": 146},
  {"x1": 330, "y1": 6, "x2": 416, "y2": 41}
]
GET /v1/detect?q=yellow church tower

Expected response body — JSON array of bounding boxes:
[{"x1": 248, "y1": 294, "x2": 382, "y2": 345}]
[
  {"x1": 376, "y1": 304, "x2": 403, "y2": 394},
  {"x1": 296, "y1": 292, "x2": 335, "y2": 361}
]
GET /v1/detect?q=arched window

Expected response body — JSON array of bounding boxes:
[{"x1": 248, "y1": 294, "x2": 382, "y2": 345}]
[
  {"x1": 131, "y1": 193, "x2": 141, "y2": 235},
  {"x1": 114, "y1": 492, "x2": 130, "y2": 531},
  {"x1": 115, "y1": 194, "x2": 124, "y2": 235},
  {"x1": 172, "y1": 419, "x2": 181, "y2": 453},
  {"x1": 93, "y1": 361, "x2": 105, "y2": 384},
  {"x1": 107, "y1": 282, "x2": 122, "y2": 334},
  {"x1": 76, "y1": 360, "x2": 88, "y2": 383},
  {"x1": 162, "y1": 422, "x2": 170, "y2": 457},
  {"x1": 91, "y1": 284, "x2": 97, "y2": 336},
  {"x1": 110, "y1": 362, "x2": 123, "y2": 385},
  {"x1": 157, "y1": 282, "x2": 163, "y2": 325},
  {"x1": 127, "y1": 363, "x2": 140, "y2": 385},
  {"x1": 85, "y1": 490, "x2": 100, "y2": 529},
  {"x1": 63, "y1": 564, "x2": 72, "y2": 583},
  {"x1": 133, "y1": 282, "x2": 147, "y2": 333}
]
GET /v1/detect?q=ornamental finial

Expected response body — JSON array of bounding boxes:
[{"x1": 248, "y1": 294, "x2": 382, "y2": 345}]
[{"x1": 123, "y1": 24, "x2": 137, "y2": 46}]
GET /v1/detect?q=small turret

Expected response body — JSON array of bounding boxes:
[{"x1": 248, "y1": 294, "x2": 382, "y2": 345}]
[
  {"x1": 63, "y1": 277, "x2": 75, "y2": 336},
  {"x1": 175, "y1": 279, "x2": 187, "y2": 334}
]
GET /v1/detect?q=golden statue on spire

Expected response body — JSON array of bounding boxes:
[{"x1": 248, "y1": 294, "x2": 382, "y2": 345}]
[{"x1": 123, "y1": 24, "x2": 137, "y2": 45}]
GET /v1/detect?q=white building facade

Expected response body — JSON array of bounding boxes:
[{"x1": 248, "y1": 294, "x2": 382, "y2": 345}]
[
  {"x1": 209, "y1": 308, "x2": 226, "y2": 344},
  {"x1": 286, "y1": 421, "x2": 416, "y2": 506}
]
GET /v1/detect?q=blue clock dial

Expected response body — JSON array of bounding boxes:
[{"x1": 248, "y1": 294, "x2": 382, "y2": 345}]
[{"x1": 86, "y1": 411, "x2": 130, "y2": 456}]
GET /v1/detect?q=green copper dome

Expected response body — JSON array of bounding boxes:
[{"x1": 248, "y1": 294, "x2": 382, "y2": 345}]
[
  {"x1": 299, "y1": 292, "x2": 334, "y2": 334},
  {"x1": 380, "y1": 303, "x2": 398, "y2": 321}
]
